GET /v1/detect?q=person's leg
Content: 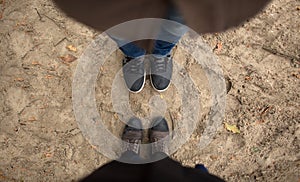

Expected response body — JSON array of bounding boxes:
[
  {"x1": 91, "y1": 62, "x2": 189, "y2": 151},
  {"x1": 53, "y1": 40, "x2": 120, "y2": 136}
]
[
  {"x1": 108, "y1": 35, "x2": 146, "y2": 93},
  {"x1": 144, "y1": 117, "x2": 224, "y2": 182},
  {"x1": 81, "y1": 117, "x2": 224, "y2": 182},
  {"x1": 81, "y1": 154, "x2": 224, "y2": 182},
  {"x1": 150, "y1": 4, "x2": 188, "y2": 92},
  {"x1": 152, "y1": 3, "x2": 188, "y2": 57},
  {"x1": 109, "y1": 35, "x2": 146, "y2": 58}
]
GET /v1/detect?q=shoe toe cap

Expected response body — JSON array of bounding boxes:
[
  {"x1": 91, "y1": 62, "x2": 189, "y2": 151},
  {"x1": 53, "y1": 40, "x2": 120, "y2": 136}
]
[
  {"x1": 129, "y1": 77, "x2": 144, "y2": 92},
  {"x1": 151, "y1": 75, "x2": 170, "y2": 91},
  {"x1": 127, "y1": 117, "x2": 142, "y2": 130},
  {"x1": 151, "y1": 117, "x2": 169, "y2": 132}
]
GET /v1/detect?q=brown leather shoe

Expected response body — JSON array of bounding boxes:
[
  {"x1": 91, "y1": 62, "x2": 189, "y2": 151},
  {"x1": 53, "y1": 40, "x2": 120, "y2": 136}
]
[
  {"x1": 149, "y1": 117, "x2": 170, "y2": 155},
  {"x1": 121, "y1": 117, "x2": 143, "y2": 154}
]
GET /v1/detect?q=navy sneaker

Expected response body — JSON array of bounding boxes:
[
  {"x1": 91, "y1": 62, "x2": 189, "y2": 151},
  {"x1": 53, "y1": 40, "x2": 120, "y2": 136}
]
[
  {"x1": 150, "y1": 55, "x2": 173, "y2": 92},
  {"x1": 122, "y1": 56, "x2": 145, "y2": 93}
]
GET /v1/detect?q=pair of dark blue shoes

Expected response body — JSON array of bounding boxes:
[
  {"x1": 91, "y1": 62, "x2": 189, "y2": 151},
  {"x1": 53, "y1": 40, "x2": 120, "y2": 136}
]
[{"x1": 122, "y1": 55, "x2": 173, "y2": 93}]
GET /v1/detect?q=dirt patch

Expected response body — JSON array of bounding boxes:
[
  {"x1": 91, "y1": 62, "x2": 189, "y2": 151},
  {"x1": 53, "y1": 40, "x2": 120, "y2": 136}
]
[{"x1": 0, "y1": 0, "x2": 299, "y2": 181}]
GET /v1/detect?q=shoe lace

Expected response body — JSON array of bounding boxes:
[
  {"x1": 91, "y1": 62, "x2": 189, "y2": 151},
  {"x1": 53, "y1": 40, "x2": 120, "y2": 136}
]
[
  {"x1": 154, "y1": 56, "x2": 170, "y2": 73},
  {"x1": 124, "y1": 57, "x2": 144, "y2": 75},
  {"x1": 123, "y1": 139, "x2": 140, "y2": 154},
  {"x1": 151, "y1": 138, "x2": 169, "y2": 155}
]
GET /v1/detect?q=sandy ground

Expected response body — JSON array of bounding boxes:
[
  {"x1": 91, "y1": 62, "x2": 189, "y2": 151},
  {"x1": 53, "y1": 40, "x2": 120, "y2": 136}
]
[{"x1": 0, "y1": 0, "x2": 299, "y2": 181}]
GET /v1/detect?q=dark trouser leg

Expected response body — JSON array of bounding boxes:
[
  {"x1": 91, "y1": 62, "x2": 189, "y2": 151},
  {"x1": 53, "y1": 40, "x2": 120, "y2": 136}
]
[{"x1": 152, "y1": 3, "x2": 188, "y2": 57}]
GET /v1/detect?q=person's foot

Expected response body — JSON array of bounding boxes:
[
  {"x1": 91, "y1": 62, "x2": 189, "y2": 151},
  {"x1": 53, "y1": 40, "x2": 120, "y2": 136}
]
[
  {"x1": 122, "y1": 117, "x2": 143, "y2": 154},
  {"x1": 149, "y1": 117, "x2": 170, "y2": 155},
  {"x1": 150, "y1": 55, "x2": 173, "y2": 92},
  {"x1": 122, "y1": 56, "x2": 145, "y2": 93}
]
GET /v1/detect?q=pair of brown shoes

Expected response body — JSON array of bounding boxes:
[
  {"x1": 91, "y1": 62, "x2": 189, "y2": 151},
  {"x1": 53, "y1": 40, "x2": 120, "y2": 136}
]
[{"x1": 121, "y1": 117, "x2": 170, "y2": 156}]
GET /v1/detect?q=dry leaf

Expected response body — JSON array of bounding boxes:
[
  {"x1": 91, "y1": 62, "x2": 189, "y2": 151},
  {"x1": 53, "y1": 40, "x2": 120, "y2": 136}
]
[
  {"x1": 45, "y1": 153, "x2": 53, "y2": 158},
  {"x1": 113, "y1": 113, "x2": 119, "y2": 120},
  {"x1": 210, "y1": 155, "x2": 218, "y2": 160},
  {"x1": 230, "y1": 155, "x2": 237, "y2": 160},
  {"x1": 255, "y1": 120, "x2": 265, "y2": 125},
  {"x1": 16, "y1": 21, "x2": 26, "y2": 26},
  {"x1": 60, "y1": 54, "x2": 77, "y2": 63},
  {"x1": 224, "y1": 122, "x2": 240, "y2": 134},
  {"x1": 245, "y1": 76, "x2": 252, "y2": 80},
  {"x1": 45, "y1": 75, "x2": 53, "y2": 79},
  {"x1": 28, "y1": 117, "x2": 37, "y2": 122},
  {"x1": 31, "y1": 61, "x2": 41, "y2": 65},
  {"x1": 91, "y1": 145, "x2": 97, "y2": 150},
  {"x1": 213, "y1": 42, "x2": 222, "y2": 53},
  {"x1": 160, "y1": 94, "x2": 164, "y2": 99},
  {"x1": 14, "y1": 77, "x2": 24, "y2": 82},
  {"x1": 66, "y1": 45, "x2": 77, "y2": 52}
]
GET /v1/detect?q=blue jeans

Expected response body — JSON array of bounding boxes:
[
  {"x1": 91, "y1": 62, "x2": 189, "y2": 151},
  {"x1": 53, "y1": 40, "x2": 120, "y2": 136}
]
[{"x1": 110, "y1": 4, "x2": 188, "y2": 58}]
